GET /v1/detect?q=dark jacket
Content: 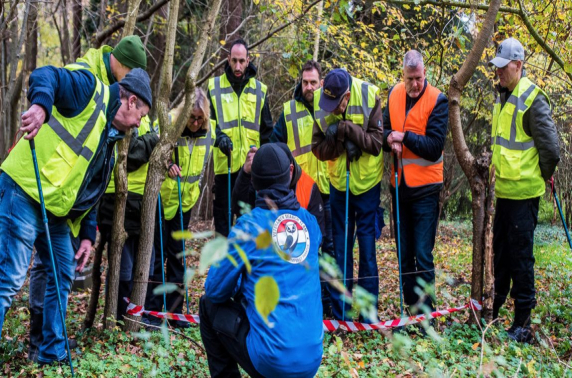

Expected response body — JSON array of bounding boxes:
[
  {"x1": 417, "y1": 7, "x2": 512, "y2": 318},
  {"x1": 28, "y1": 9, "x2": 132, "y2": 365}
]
[
  {"x1": 231, "y1": 167, "x2": 326, "y2": 237},
  {"x1": 312, "y1": 76, "x2": 384, "y2": 161},
  {"x1": 382, "y1": 80, "x2": 449, "y2": 201},
  {"x1": 497, "y1": 84, "x2": 560, "y2": 180},
  {"x1": 270, "y1": 82, "x2": 314, "y2": 143},
  {"x1": 210, "y1": 62, "x2": 273, "y2": 148},
  {"x1": 28, "y1": 66, "x2": 123, "y2": 226}
]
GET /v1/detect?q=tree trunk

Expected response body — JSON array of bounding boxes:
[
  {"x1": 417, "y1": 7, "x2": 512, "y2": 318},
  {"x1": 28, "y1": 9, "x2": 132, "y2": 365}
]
[
  {"x1": 83, "y1": 238, "x2": 106, "y2": 330},
  {"x1": 191, "y1": 155, "x2": 214, "y2": 221},
  {"x1": 312, "y1": 0, "x2": 324, "y2": 61},
  {"x1": 448, "y1": 0, "x2": 501, "y2": 323},
  {"x1": 60, "y1": 0, "x2": 72, "y2": 65},
  {"x1": 71, "y1": 0, "x2": 82, "y2": 60},
  {"x1": 103, "y1": 0, "x2": 142, "y2": 330},
  {"x1": 125, "y1": 0, "x2": 224, "y2": 332},
  {"x1": 483, "y1": 165, "x2": 496, "y2": 322},
  {"x1": 217, "y1": 0, "x2": 242, "y2": 75}
]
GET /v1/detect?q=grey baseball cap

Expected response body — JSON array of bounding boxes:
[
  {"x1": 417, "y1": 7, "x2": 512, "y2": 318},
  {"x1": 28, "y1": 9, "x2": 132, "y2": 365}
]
[{"x1": 489, "y1": 38, "x2": 525, "y2": 68}]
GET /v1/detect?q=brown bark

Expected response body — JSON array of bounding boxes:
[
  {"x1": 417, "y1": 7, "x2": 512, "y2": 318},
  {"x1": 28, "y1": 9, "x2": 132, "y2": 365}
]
[
  {"x1": 483, "y1": 166, "x2": 496, "y2": 322},
  {"x1": 103, "y1": 0, "x2": 142, "y2": 330},
  {"x1": 125, "y1": 0, "x2": 224, "y2": 332},
  {"x1": 83, "y1": 238, "x2": 106, "y2": 330},
  {"x1": 60, "y1": 0, "x2": 72, "y2": 65},
  {"x1": 71, "y1": 0, "x2": 82, "y2": 60},
  {"x1": 191, "y1": 155, "x2": 214, "y2": 221},
  {"x1": 216, "y1": 0, "x2": 243, "y2": 75},
  {"x1": 448, "y1": 0, "x2": 502, "y2": 323}
]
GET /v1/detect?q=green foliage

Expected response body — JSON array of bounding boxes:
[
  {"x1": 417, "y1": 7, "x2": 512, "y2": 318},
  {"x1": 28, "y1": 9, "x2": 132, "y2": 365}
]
[
  {"x1": 198, "y1": 235, "x2": 228, "y2": 274},
  {"x1": 254, "y1": 276, "x2": 280, "y2": 325}
]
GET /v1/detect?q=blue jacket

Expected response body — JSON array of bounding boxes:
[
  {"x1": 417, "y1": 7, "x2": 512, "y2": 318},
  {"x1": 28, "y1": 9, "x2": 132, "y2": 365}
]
[
  {"x1": 205, "y1": 192, "x2": 324, "y2": 378},
  {"x1": 27, "y1": 66, "x2": 123, "y2": 230}
]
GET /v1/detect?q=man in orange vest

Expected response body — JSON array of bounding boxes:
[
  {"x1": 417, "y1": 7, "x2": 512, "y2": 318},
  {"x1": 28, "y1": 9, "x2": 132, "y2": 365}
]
[{"x1": 383, "y1": 50, "x2": 448, "y2": 315}]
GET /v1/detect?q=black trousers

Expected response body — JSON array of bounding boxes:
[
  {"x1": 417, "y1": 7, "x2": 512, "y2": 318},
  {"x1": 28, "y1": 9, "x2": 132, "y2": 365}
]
[
  {"x1": 199, "y1": 296, "x2": 264, "y2": 378},
  {"x1": 214, "y1": 172, "x2": 239, "y2": 237},
  {"x1": 146, "y1": 209, "x2": 192, "y2": 314},
  {"x1": 493, "y1": 197, "x2": 539, "y2": 311}
]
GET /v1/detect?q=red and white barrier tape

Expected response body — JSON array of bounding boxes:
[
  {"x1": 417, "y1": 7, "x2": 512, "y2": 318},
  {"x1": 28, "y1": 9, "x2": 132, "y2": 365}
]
[{"x1": 125, "y1": 298, "x2": 482, "y2": 333}]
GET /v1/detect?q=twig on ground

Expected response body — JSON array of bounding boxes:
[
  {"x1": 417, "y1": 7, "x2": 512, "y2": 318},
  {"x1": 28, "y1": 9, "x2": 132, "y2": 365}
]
[{"x1": 123, "y1": 316, "x2": 205, "y2": 352}]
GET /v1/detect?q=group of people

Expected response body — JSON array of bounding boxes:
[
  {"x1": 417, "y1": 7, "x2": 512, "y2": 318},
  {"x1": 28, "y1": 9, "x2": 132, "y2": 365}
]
[{"x1": 0, "y1": 33, "x2": 560, "y2": 377}]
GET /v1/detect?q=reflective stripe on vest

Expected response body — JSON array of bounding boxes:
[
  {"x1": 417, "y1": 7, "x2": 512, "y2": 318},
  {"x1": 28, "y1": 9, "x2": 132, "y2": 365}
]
[
  {"x1": 314, "y1": 76, "x2": 382, "y2": 195},
  {"x1": 286, "y1": 100, "x2": 313, "y2": 158},
  {"x1": 388, "y1": 82, "x2": 443, "y2": 188},
  {"x1": 491, "y1": 77, "x2": 547, "y2": 200},
  {"x1": 209, "y1": 74, "x2": 267, "y2": 175},
  {"x1": 160, "y1": 127, "x2": 214, "y2": 220},
  {"x1": 1, "y1": 74, "x2": 110, "y2": 218},
  {"x1": 74, "y1": 45, "x2": 113, "y2": 85}
]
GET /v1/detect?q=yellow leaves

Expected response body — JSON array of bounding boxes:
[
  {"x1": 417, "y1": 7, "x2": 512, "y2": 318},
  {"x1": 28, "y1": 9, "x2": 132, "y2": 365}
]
[
  {"x1": 219, "y1": 40, "x2": 226, "y2": 45},
  {"x1": 256, "y1": 230, "x2": 272, "y2": 249},
  {"x1": 254, "y1": 276, "x2": 280, "y2": 325},
  {"x1": 471, "y1": 342, "x2": 480, "y2": 350},
  {"x1": 234, "y1": 243, "x2": 252, "y2": 274}
]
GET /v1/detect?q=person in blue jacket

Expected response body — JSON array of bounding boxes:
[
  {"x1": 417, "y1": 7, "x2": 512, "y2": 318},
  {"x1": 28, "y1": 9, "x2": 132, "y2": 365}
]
[
  {"x1": 0, "y1": 65, "x2": 151, "y2": 365},
  {"x1": 200, "y1": 143, "x2": 324, "y2": 378}
]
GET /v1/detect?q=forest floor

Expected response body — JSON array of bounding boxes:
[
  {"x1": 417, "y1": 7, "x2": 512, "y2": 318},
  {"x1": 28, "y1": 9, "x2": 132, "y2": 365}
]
[{"x1": 1, "y1": 220, "x2": 571, "y2": 377}]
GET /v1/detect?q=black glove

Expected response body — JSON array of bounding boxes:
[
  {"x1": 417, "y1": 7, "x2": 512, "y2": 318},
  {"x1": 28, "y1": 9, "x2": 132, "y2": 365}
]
[
  {"x1": 217, "y1": 135, "x2": 233, "y2": 157},
  {"x1": 344, "y1": 139, "x2": 362, "y2": 162},
  {"x1": 325, "y1": 123, "x2": 339, "y2": 142}
]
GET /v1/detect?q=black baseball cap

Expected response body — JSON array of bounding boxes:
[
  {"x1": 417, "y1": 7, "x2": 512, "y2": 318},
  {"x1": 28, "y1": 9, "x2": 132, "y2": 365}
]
[{"x1": 319, "y1": 68, "x2": 350, "y2": 112}]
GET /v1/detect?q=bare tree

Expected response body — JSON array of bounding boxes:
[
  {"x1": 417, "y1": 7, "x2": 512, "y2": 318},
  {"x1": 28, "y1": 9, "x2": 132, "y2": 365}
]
[
  {"x1": 448, "y1": 0, "x2": 502, "y2": 322},
  {"x1": 103, "y1": 0, "x2": 143, "y2": 330},
  {"x1": 125, "y1": 0, "x2": 224, "y2": 332}
]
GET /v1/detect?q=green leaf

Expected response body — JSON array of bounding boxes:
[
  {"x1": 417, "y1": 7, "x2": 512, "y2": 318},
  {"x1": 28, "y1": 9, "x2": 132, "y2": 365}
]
[
  {"x1": 255, "y1": 230, "x2": 272, "y2": 249},
  {"x1": 171, "y1": 230, "x2": 192, "y2": 241},
  {"x1": 153, "y1": 283, "x2": 179, "y2": 295},
  {"x1": 199, "y1": 236, "x2": 229, "y2": 274},
  {"x1": 254, "y1": 276, "x2": 280, "y2": 325},
  {"x1": 234, "y1": 243, "x2": 252, "y2": 274}
]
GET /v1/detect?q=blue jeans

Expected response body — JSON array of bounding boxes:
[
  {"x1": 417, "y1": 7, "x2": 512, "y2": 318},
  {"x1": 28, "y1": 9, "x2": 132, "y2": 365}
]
[
  {"x1": 391, "y1": 191, "x2": 439, "y2": 312},
  {"x1": 329, "y1": 183, "x2": 380, "y2": 321},
  {"x1": 0, "y1": 174, "x2": 76, "y2": 363}
]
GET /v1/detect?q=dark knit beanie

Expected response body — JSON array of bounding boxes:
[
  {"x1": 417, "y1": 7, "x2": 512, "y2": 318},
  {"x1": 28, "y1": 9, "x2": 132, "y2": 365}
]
[
  {"x1": 251, "y1": 144, "x2": 292, "y2": 191},
  {"x1": 112, "y1": 35, "x2": 147, "y2": 70},
  {"x1": 274, "y1": 142, "x2": 301, "y2": 189},
  {"x1": 119, "y1": 68, "x2": 153, "y2": 107}
]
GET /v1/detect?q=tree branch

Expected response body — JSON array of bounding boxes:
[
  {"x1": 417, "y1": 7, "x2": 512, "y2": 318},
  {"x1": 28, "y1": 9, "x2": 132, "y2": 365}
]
[
  {"x1": 92, "y1": 0, "x2": 170, "y2": 47},
  {"x1": 517, "y1": 0, "x2": 572, "y2": 84},
  {"x1": 381, "y1": 0, "x2": 519, "y2": 14},
  {"x1": 196, "y1": 0, "x2": 321, "y2": 86}
]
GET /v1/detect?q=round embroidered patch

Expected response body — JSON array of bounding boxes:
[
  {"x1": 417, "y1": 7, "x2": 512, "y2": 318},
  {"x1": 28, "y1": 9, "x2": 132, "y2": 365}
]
[{"x1": 272, "y1": 213, "x2": 310, "y2": 264}]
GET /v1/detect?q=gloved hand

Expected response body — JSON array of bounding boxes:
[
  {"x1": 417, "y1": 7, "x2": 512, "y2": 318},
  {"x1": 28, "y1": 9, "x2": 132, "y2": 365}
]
[
  {"x1": 217, "y1": 135, "x2": 233, "y2": 157},
  {"x1": 344, "y1": 139, "x2": 362, "y2": 162},
  {"x1": 325, "y1": 123, "x2": 339, "y2": 142}
]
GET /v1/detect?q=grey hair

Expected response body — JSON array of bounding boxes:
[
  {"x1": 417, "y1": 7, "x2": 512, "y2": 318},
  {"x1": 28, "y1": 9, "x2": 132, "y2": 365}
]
[{"x1": 403, "y1": 50, "x2": 424, "y2": 69}]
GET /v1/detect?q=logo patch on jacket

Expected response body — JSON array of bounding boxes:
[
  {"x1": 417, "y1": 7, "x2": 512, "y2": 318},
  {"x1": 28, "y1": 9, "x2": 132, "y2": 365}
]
[{"x1": 272, "y1": 214, "x2": 310, "y2": 264}]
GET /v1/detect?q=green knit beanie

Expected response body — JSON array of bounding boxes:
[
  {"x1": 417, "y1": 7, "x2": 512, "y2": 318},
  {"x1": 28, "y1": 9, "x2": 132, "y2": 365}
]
[{"x1": 111, "y1": 35, "x2": 147, "y2": 70}]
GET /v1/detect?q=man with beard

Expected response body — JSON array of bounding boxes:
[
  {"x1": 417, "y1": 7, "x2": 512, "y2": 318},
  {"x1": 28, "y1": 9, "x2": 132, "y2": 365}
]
[{"x1": 208, "y1": 38, "x2": 273, "y2": 237}]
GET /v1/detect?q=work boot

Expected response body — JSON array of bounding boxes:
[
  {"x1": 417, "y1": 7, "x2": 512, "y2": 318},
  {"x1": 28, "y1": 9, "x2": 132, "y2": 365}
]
[
  {"x1": 507, "y1": 326, "x2": 533, "y2": 343},
  {"x1": 168, "y1": 319, "x2": 191, "y2": 329}
]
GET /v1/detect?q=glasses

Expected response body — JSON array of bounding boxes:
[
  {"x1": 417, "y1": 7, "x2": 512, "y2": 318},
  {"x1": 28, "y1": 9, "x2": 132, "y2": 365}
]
[{"x1": 189, "y1": 115, "x2": 204, "y2": 124}]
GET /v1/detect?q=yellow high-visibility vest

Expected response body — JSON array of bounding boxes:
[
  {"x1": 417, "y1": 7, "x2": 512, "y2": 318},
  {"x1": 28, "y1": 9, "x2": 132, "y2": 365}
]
[
  {"x1": 160, "y1": 127, "x2": 214, "y2": 220},
  {"x1": 491, "y1": 77, "x2": 547, "y2": 199},
  {"x1": 314, "y1": 76, "x2": 383, "y2": 195},
  {"x1": 208, "y1": 74, "x2": 267, "y2": 175},
  {"x1": 283, "y1": 99, "x2": 329, "y2": 194}
]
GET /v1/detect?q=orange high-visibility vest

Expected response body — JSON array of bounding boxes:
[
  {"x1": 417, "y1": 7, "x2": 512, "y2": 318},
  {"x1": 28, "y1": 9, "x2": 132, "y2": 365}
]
[
  {"x1": 388, "y1": 82, "x2": 443, "y2": 188},
  {"x1": 296, "y1": 170, "x2": 315, "y2": 210}
]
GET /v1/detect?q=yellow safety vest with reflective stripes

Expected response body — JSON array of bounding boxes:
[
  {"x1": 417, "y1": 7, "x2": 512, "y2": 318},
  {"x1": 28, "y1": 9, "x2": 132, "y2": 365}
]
[
  {"x1": 105, "y1": 116, "x2": 153, "y2": 195},
  {"x1": 208, "y1": 74, "x2": 267, "y2": 175},
  {"x1": 160, "y1": 127, "x2": 215, "y2": 220},
  {"x1": 283, "y1": 99, "x2": 329, "y2": 194},
  {"x1": 76, "y1": 45, "x2": 113, "y2": 85},
  {"x1": 314, "y1": 77, "x2": 382, "y2": 195},
  {"x1": 1, "y1": 66, "x2": 110, "y2": 219},
  {"x1": 491, "y1": 77, "x2": 548, "y2": 200}
]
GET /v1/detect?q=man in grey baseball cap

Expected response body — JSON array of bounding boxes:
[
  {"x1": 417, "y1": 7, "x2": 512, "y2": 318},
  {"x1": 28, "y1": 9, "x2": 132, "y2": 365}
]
[{"x1": 488, "y1": 37, "x2": 560, "y2": 344}]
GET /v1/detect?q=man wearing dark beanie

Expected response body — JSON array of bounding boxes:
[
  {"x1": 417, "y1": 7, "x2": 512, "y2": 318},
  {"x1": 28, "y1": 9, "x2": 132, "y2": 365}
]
[{"x1": 200, "y1": 144, "x2": 324, "y2": 378}]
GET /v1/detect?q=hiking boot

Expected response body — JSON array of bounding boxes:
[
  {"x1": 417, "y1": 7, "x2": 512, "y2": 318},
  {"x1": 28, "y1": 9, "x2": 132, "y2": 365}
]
[
  {"x1": 507, "y1": 326, "x2": 533, "y2": 344},
  {"x1": 168, "y1": 319, "x2": 191, "y2": 329}
]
